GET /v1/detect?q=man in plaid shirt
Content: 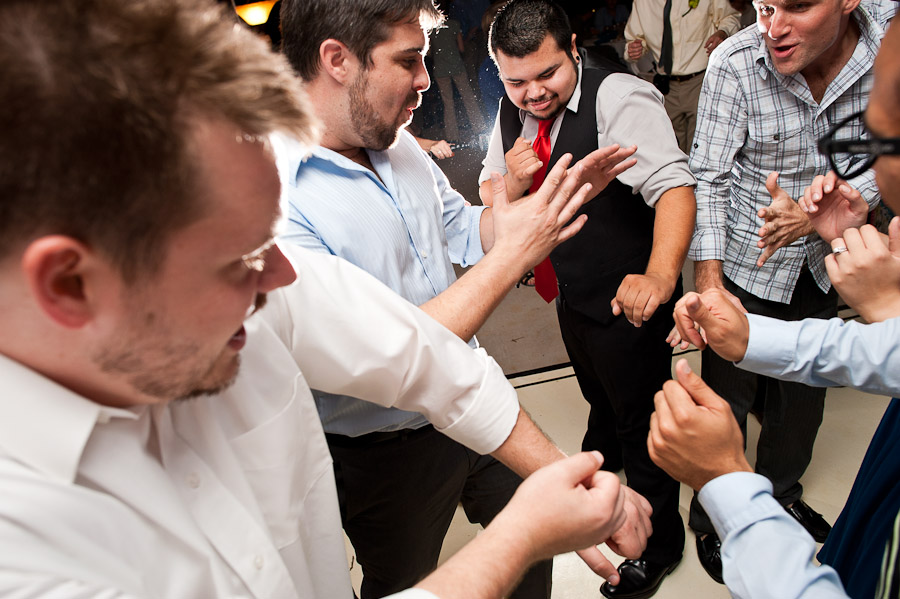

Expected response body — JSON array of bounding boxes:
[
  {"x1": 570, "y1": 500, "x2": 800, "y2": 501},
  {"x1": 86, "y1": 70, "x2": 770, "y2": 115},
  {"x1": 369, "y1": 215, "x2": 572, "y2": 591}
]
[{"x1": 686, "y1": 0, "x2": 897, "y2": 584}]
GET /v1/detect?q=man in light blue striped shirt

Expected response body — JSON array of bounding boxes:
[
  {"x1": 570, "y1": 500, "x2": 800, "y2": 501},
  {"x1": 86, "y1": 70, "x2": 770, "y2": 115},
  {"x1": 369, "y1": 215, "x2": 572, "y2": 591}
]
[{"x1": 275, "y1": 1, "x2": 643, "y2": 597}]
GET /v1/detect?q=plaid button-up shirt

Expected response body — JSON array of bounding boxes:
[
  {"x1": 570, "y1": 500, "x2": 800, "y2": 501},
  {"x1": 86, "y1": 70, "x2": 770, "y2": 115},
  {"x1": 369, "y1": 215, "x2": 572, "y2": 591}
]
[{"x1": 689, "y1": 0, "x2": 896, "y2": 303}]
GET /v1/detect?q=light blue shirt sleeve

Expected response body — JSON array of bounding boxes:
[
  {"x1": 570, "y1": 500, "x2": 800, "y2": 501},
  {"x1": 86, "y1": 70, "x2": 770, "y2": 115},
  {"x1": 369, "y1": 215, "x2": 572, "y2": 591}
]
[
  {"x1": 739, "y1": 314, "x2": 900, "y2": 397},
  {"x1": 700, "y1": 472, "x2": 849, "y2": 598}
]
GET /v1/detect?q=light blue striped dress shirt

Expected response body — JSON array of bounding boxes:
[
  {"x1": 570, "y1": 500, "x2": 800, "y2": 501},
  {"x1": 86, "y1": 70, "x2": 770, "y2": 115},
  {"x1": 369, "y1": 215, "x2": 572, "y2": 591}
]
[{"x1": 276, "y1": 130, "x2": 487, "y2": 436}]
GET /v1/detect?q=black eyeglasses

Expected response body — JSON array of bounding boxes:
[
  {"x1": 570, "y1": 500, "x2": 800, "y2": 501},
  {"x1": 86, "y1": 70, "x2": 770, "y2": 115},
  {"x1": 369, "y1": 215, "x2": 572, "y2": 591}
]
[{"x1": 817, "y1": 110, "x2": 900, "y2": 179}]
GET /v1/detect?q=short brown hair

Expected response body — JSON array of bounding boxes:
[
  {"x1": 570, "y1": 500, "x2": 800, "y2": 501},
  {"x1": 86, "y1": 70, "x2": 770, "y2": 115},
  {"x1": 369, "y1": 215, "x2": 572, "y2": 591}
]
[
  {"x1": 0, "y1": 0, "x2": 318, "y2": 281},
  {"x1": 281, "y1": 0, "x2": 445, "y2": 82}
]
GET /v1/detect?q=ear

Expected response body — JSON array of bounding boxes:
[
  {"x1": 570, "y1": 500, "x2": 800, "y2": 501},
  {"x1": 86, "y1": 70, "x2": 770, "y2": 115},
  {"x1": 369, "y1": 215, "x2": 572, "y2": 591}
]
[
  {"x1": 21, "y1": 236, "x2": 110, "y2": 329},
  {"x1": 570, "y1": 33, "x2": 578, "y2": 57},
  {"x1": 841, "y1": 0, "x2": 860, "y2": 15},
  {"x1": 318, "y1": 38, "x2": 358, "y2": 85}
]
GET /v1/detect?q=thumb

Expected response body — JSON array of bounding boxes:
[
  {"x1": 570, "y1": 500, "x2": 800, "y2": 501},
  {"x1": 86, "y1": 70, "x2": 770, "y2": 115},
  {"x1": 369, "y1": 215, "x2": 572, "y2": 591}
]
[
  {"x1": 889, "y1": 216, "x2": 900, "y2": 257},
  {"x1": 684, "y1": 293, "x2": 713, "y2": 329},
  {"x1": 559, "y1": 451, "x2": 605, "y2": 486},
  {"x1": 764, "y1": 171, "x2": 782, "y2": 200},
  {"x1": 673, "y1": 359, "x2": 726, "y2": 410},
  {"x1": 610, "y1": 296, "x2": 622, "y2": 316},
  {"x1": 490, "y1": 172, "x2": 510, "y2": 212}
]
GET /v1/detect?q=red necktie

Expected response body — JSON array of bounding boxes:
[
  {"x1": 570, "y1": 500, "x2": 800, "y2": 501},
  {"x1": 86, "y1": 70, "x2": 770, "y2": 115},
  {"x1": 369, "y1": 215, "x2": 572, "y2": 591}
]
[{"x1": 529, "y1": 118, "x2": 559, "y2": 303}]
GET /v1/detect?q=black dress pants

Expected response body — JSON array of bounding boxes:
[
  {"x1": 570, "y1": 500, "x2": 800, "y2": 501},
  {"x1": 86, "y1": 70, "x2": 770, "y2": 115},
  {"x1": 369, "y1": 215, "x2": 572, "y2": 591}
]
[
  {"x1": 556, "y1": 286, "x2": 685, "y2": 566},
  {"x1": 688, "y1": 268, "x2": 837, "y2": 533},
  {"x1": 328, "y1": 425, "x2": 552, "y2": 599}
]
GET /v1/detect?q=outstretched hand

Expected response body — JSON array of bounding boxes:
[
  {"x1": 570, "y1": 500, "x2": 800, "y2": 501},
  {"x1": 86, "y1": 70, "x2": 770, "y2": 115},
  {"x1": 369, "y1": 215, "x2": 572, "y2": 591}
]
[
  {"x1": 573, "y1": 144, "x2": 637, "y2": 203},
  {"x1": 798, "y1": 171, "x2": 869, "y2": 243},
  {"x1": 489, "y1": 153, "x2": 592, "y2": 268},
  {"x1": 756, "y1": 172, "x2": 814, "y2": 267},
  {"x1": 648, "y1": 360, "x2": 752, "y2": 491},
  {"x1": 827, "y1": 219, "x2": 900, "y2": 323}
]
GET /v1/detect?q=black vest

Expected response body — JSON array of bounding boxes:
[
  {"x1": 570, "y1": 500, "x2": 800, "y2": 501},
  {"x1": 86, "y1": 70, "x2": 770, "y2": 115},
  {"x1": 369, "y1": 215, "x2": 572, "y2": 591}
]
[{"x1": 498, "y1": 61, "x2": 656, "y2": 321}]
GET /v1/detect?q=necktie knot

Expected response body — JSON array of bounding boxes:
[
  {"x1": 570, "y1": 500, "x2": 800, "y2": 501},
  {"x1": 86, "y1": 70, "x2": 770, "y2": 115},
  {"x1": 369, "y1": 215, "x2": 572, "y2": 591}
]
[{"x1": 537, "y1": 118, "x2": 553, "y2": 139}]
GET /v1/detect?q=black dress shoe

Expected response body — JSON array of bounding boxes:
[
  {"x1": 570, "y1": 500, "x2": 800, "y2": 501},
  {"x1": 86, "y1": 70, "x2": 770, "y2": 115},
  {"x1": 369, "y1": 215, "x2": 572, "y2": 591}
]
[
  {"x1": 695, "y1": 533, "x2": 724, "y2": 584},
  {"x1": 599, "y1": 558, "x2": 681, "y2": 599},
  {"x1": 785, "y1": 499, "x2": 831, "y2": 543}
]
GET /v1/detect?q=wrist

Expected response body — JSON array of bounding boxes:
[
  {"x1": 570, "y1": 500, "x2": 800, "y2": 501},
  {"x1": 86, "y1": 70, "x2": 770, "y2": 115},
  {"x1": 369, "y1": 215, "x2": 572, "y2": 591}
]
[
  {"x1": 859, "y1": 300, "x2": 900, "y2": 324},
  {"x1": 694, "y1": 260, "x2": 724, "y2": 293},
  {"x1": 645, "y1": 270, "x2": 677, "y2": 293}
]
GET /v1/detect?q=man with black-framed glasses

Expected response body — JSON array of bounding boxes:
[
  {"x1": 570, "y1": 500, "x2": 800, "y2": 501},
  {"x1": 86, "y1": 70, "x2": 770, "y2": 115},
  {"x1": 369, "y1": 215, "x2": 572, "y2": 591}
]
[{"x1": 685, "y1": 0, "x2": 897, "y2": 585}]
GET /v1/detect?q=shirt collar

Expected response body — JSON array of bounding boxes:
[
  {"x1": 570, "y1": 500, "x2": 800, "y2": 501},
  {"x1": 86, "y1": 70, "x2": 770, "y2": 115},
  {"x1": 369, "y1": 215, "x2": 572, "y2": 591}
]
[{"x1": 0, "y1": 353, "x2": 140, "y2": 484}]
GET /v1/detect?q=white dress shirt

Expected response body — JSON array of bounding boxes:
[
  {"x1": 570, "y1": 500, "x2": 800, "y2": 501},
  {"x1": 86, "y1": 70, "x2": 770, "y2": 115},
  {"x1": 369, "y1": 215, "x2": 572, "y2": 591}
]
[
  {"x1": 0, "y1": 246, "x2": 518, "y2": 598},
  {"x1": 624, "y1": 0, "x2": 741, "y2": 76}
]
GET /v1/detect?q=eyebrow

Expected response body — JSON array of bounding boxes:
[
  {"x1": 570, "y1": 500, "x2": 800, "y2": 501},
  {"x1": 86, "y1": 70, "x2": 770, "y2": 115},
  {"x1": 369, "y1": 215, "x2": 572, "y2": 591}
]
[
  {"x1": 397, "y1": 46, "x2": 426, "y2": 57},
  {"x1": 504, "y1": 63, "x2": 561, "y2": 83}
]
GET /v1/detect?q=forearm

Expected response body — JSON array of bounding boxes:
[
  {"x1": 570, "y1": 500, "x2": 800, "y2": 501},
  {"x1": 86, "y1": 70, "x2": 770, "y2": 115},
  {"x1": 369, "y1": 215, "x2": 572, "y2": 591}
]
[
  {"x1": 694, "y1": 259, "x2": 726, "y2": 292},
  {"x1": 646, "y1": 187, "x2": 695, "y2": 285},
  {"x1": 479, "y1": 172, "x2": 532, "y2": 207},
  {"x1": 700, "y1": 473, "x2": 849, "y2": 599},
  {"x1": 491, "y1": 408, "x2": 566, "y2": 478},
  {"x1": 479, "y1": 179, "x2": 495, "y2": 207},
  {"x1": 414, "y1": 522, "x2": 532, "y2": 599},
  {"x1": 740, "y1": 314, "x2": 900, "y2": 397},
  {"x1": 479, "y1": 206, "x2": 495, "y2": 251},
  {"x1": 419, "y1": 243, "x2": 530, "y2": 342}
]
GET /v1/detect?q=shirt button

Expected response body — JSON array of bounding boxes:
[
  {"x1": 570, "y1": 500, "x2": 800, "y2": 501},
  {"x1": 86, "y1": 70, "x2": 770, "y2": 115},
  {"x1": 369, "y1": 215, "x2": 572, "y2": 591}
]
[
  {"x1": 421, "y1": 251, "x2": 428, "y2": 259},
  {"x1": 254, "y1": 555, "x2": 265, "y2": 570},
  {"x1": 186, "y1": 473, "x2": 200, "y2": 489}
]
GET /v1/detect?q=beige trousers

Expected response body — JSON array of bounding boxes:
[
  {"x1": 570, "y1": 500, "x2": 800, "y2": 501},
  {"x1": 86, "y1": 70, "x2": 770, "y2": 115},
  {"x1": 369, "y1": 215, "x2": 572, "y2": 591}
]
[{"x1": 663, "y1": 72, "x2": 705, "y2": 155}]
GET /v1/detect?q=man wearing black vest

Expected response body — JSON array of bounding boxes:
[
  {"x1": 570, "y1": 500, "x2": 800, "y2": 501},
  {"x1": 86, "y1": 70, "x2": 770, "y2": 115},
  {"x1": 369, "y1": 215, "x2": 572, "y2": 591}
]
[{"x1": 479, "y1": 1, "x2": 696, "y2": 597}]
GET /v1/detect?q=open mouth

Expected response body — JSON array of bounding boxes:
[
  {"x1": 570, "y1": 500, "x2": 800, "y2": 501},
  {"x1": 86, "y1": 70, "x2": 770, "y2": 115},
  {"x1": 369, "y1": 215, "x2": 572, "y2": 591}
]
[{"x1": 770, "y1": 43, "x2": 796, "y2": 59}]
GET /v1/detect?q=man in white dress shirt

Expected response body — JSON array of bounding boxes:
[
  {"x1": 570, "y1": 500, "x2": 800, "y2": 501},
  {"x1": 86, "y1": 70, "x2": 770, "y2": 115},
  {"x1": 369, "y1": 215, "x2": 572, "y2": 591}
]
[{"x1": 0, "y1": 0, "x2": 652, "y2": 597}]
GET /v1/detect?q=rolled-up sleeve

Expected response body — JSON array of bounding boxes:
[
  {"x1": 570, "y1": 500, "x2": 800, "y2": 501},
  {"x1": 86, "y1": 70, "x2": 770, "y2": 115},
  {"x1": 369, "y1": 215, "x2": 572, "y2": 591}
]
[
  {"x1": 596, "y1": 74, "x2": 696, "y2": 208},
  {"x1": 688, "y1": 52, "x2": 747, "y2": 262},
  {"x1": 260, "y1": 244, "x2": 519, "y2": 454}
]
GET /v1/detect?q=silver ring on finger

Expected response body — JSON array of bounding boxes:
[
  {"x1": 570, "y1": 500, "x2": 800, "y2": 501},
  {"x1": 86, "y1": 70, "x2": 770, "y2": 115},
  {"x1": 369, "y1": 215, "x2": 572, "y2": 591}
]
[{"x1": 832, "y1": 246, "x2": 848, "y2": 255}]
